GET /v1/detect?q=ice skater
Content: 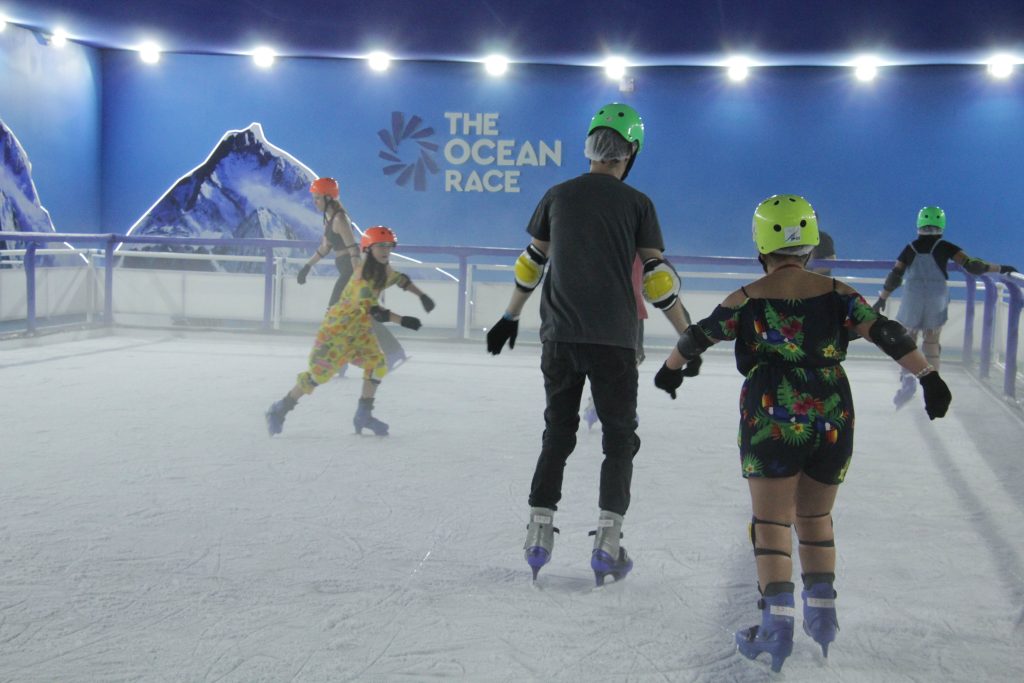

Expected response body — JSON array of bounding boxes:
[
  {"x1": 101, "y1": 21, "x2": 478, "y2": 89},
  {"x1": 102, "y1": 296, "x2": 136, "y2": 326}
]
[
  {"x1": 873, "y1": 206, "x2": 1016, "y2": 407},
  {"x1": 266, "y1": 226, "x2": 434, "y2": 437},
  {"x1": 297, "y1": 177, "x2": 413, "y2": 373},
  {"x1": 486, "y1": 103, "x2": 694, "y2": 584},
  {"x1": 654, "y1": 195, "x2": 952, "y2": 672}
]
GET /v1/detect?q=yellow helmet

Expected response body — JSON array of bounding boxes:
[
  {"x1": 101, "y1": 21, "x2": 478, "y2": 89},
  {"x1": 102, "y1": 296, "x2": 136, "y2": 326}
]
[{"x1": 752, "y1": 194, "x2": 820, "y2": 255}]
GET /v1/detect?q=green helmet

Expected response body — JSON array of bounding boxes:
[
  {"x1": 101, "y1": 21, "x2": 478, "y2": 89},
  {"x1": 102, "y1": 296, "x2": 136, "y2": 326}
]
[
  {"x1": 917, "y1": 206, "x2": 946, "y2": 234},
  {"x1": 752, "y1": 194, "x2": 820, "y2": 255},
  {"x1": 588, "y1": 103, "x2": 644, "y2": 152}
]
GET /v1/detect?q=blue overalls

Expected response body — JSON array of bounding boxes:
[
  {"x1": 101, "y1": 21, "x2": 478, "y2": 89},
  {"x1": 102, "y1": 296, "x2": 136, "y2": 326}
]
[{"x1": 897, "y1": 239, "x2": 948, "y2": 331}]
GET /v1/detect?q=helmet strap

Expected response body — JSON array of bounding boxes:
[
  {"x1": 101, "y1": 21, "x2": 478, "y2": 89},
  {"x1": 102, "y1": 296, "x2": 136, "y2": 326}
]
[{"x1": 620, "y1": 148, "x2": 638, "y2": 181}]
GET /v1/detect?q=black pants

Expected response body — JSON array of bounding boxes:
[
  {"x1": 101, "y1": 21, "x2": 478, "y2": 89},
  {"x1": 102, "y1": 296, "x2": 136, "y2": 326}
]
[
  {"x1": 529, "y1": 342, "x2": 641, "y2": 516},
  {"x1": 329, "y1": 257, "x2": 406, "y2": 368}
]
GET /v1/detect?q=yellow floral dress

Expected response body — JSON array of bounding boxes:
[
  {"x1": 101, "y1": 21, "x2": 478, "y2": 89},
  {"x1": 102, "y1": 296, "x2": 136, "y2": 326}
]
[{"x1": 297, "y1": 269, "x2": 403, "y2": 392}]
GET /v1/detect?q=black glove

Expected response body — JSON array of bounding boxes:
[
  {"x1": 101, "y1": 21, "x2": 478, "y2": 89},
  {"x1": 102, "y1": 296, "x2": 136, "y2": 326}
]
[
  {"x1": 1000, "y1": 265, "x2": 1018, "y2": 275},
  {"x1": 400, "y1": 316, "x2": 421, "y2": 331},
  {"x1": 420, "y1": 294, "x2": 435, "y2": 312},
  {"x1": 486, "y1": 315, "x2": 519, "y2": 355},
  {"x1": 369, "y1": 305, "x2": 391, "y2": 323},
  {"x1": 872, "y1": 297, "x2": 886, "y2": 313},
  {"x1": 919, "y1": 371, "x2": 952, "y2": 420},
  {"x1": 297, "y1": 263, "x2": 311, "y2": 285},
  {"x1": 654, "y1": 363, "x2": 684, "y2": 399},
  {"x1": 681, "y1": 355, "x2": 702, "y2": 378}
]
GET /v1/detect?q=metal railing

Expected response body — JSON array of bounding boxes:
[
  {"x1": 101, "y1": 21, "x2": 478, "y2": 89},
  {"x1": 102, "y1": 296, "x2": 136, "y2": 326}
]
[
  {"x1": 963, "y1": 271, "x2": 1024, "y2": 400},
  {"x1": 2, "y1": 233, "x2": 1021, "y2": 405}
]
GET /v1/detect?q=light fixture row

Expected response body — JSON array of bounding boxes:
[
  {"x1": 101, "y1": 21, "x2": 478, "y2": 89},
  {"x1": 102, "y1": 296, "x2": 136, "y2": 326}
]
[
  {"x1": 3, "y1": 18, "x2": 1017, "y2": 81},
  {"x1": 149, "y1": 46, "x2": 1024, "y2": 83}
]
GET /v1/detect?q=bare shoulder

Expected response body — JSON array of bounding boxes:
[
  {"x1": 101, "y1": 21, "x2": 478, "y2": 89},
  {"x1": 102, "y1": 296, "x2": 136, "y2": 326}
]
[
  {"x1": 721, "y1": 288, "x2": 748, "y2": 308},
  {"x1": 833, "y1": 280, "x2": 860, "y2": 297}
]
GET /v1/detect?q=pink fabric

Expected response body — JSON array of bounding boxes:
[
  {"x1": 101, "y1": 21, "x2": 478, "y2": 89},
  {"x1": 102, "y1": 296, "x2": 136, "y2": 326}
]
[{"x1": 632, "y1": 256, "x2": 648, "y2": 320}]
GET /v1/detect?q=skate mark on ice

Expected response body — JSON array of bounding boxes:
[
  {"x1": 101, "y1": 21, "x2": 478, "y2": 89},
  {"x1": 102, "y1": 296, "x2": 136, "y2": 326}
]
[
  {"x1": 917, "y1": 414, "x2": 1024, "y2": 612},
  {"x1": 0, "y1": 337, "x2": 170, "y2": 369}
]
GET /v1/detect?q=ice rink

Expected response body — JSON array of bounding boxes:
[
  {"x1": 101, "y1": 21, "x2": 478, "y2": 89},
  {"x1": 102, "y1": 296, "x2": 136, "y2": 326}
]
[{"x1": 2, "y1": 331, "x2": 1023, "y2": 682}]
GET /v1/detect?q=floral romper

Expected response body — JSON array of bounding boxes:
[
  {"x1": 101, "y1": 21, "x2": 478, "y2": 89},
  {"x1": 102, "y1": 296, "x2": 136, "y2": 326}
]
[
  {"x1": 696, "y1": 282, "x2": 879, "y2": 484},
  {"x1": 296, "y1": 270, "x2": 403, "y2": 393}
]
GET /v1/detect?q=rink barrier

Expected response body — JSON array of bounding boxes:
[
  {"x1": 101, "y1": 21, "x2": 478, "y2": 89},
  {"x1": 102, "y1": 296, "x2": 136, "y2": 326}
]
[
  {"x1": 964, "y1": 272, "x2": 1024, "y2": 399},
  {"x1": 1, "y1": 233, "x2": 1021, "y2": 404}
]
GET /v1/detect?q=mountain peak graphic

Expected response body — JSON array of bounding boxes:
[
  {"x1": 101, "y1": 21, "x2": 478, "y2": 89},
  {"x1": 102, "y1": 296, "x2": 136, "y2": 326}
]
[{"x1": 124, "y1": 123, "x2": 325, "y2": 271}]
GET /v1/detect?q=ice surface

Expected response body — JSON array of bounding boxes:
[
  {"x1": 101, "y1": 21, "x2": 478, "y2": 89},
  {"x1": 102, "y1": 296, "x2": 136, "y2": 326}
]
[{"x1": 2, "y1": 332, "x2": 1023, "y2": 681}]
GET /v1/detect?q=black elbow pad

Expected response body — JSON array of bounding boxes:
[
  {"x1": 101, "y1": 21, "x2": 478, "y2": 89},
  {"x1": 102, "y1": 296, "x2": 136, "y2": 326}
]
[
  {"x1": 962, "y1": 258, "x2": 989, "y2": 276},
  {"x1": 868, "y1": 317, "x2": 917, "y2": 360},
  {"x1": 676, "y1": 325, "x2": 714, "y2": 359}
]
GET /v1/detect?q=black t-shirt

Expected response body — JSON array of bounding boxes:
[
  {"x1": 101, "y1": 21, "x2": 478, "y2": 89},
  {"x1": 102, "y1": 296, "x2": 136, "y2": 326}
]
[
  {"x1": 896, "y1": 236, "x2": 963, "y2": 279},
  {"x1": 527, "y1": 173, "x2": 664, "y2": 348}
]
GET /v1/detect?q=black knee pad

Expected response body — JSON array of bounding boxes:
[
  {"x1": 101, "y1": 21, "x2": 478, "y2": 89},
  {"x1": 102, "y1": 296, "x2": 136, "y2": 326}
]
[
  {"x1": 749, "y1": 516, "x2": 792, "y2": 558},
  {"x1": 797, "y1": 511, "x2": 834, "y2": 548}
]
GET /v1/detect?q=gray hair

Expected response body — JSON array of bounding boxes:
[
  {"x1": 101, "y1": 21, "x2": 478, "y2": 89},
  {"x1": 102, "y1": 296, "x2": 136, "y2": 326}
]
[{"x1": 584, "y1": 127, "x2": 635, "y2": 162}]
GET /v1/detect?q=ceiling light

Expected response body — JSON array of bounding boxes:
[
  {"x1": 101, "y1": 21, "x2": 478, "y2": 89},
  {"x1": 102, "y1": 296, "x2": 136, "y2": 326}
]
[
  {"x1": 853, "y1": 56, "x2": 879, "y2": 82},
  {"x1": 604, "y1": 57, "x2": 627, "y2": 80},
  {"x1": 139, "y1": 42, "x2": 161, "y2": 65},
  {"x1": 987, "y1": 54, "x2": 1015, "y2": 79},
  {"x1": 726, "y1": 57, "x2": 751, "y2": 82},
  {"x1": 367, "y1": 51, "x2": 391, "y2": 72},
  {"x1": 252, "y1": 46, "x2": 275, "y2": 68},
  {"x1": 484, "y1": 54, "x2": 508, "y2": 76},
  {"x1": 50, "y1": 28, "x2": 68, "y2": 48},
  {"x1": 0, "y1": 16, "x2": 8, "y2": 32}
]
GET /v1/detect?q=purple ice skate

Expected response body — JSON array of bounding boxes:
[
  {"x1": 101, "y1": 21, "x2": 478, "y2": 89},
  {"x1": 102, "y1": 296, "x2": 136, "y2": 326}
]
[
  {"x1": 525, "y1": 547, "x2": 550, "y2": 580},
  {"x1": 353, "y1": 397, "x2": 389, "y2": 436},
  {"x1": 590, "y1": 547, "x2": 633, "y2": 586},
  {"x1": 802, "y1": 580, "x2": 839, "y2": 657},
  {"x1": 893, "y1": 373, "x2": 917, "y2": 408},
  {"x1": 590, "y1": 510, "x2": 633, "y2": 586},
  {"x1": 735, "y1": 583, "x2": 795, "y2": 673},
  {"x1": 582, "y1": 398, "x2": 598, "y2": 430},
  {"x1": 524, "y1": 507, "x2": 557, "y2": 580}
]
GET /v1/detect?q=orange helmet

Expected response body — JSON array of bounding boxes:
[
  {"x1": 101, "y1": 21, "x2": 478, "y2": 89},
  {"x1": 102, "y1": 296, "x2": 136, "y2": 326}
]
[
  {"x1": 309, "y1": 177, "x2": 339, "y2": 198},
  {"x1": 361, "y1": 226, "x2": 398, "y2": 251}
]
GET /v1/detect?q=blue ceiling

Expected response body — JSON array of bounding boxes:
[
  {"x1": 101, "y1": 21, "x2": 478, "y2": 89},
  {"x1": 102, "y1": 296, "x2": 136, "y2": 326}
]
[{"x1": 4, "y1": 0, "x2": 1024, "y2": 66}]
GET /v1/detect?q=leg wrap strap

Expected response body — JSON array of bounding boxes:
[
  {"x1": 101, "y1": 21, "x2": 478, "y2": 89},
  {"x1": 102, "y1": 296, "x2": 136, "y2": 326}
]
[{"x1": 750, "y1": 516, "x2": 792, "y2": 558}]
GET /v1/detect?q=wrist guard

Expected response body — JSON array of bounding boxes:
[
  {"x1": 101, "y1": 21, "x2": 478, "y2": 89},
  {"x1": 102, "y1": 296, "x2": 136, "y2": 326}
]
[
  {"x1": 883, "y1": 268, "x2": 903, "y2": 293},
  {"x1": 868, "y1": 317, "x2": 917, "y2": 360},
  {"x1": 962, "y1": 257, "x2": 991, "y2": 276},
  {"x1": 675, "y1": 324, "x2": 714, "y2": 359}
]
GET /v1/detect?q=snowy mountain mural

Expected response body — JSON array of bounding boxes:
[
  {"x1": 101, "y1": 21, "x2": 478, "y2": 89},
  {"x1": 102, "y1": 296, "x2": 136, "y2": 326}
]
[
  {"x1": 122, "y1": 123, "x2": 324, "y2": 272},
  {"x1": 0, "y1": 118, "x2": 72, "y2": 266}
]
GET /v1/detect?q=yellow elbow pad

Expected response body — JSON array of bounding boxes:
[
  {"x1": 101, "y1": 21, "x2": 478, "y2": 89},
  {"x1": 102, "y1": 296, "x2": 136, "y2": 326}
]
[
  {"x1": 642, "y1": 258, "x2": 681, "y2": 309},
  {"x1": 514, "y1": 244, "x2": 548, "y2": 292}
]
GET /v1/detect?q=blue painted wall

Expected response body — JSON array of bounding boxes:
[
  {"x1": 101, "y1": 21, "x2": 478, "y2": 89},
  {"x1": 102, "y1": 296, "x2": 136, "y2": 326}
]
[
  {"x1": 0, "y1": 24, "x2": 102, "y2": 233},
  {"x1": 3, "y1": 25, "x2": 1022, "y2": 266},
  {"x1": 99, "y1": 53, "x2": 1024, "y2": 263}
]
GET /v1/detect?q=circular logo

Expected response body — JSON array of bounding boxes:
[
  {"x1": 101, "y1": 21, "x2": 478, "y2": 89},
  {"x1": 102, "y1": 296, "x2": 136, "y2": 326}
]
[{"x1": 378, "y1": 112, "x2": 439, "y2": 192}]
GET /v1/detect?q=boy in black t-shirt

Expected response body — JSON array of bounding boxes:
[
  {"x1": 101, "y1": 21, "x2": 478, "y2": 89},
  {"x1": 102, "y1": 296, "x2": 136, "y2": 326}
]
[{"x1": 485, "y1": 103, "x2": 693, "y2": 585}]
